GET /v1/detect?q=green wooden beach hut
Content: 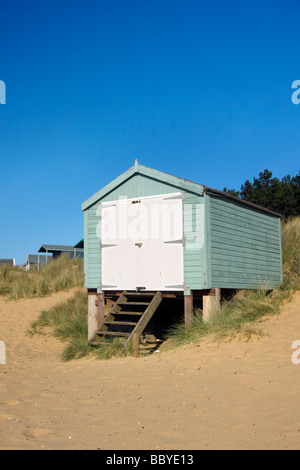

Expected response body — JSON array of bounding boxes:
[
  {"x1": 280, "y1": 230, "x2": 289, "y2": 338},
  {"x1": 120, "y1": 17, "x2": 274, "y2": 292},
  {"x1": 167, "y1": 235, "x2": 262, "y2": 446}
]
[{"x1": 81, "y1": 160, "x2": 282, "y2": 348}]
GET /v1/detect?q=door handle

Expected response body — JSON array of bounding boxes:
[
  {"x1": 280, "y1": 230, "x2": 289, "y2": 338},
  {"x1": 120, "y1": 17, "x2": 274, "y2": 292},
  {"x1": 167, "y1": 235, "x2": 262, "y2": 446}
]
[{"x1": 135, "y1": 243, "x2": 143, "y2": 248}]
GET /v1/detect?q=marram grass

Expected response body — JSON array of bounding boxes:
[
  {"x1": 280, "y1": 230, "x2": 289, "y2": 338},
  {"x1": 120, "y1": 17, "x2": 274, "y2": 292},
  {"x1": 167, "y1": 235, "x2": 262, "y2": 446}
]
[
  {"x1": 0, "y1": 255, "x2": 84, "y2": 300},
  {"x1": 166, "y1": 287, "x2": 291, "y2": 349},
  {"x1": 28, "y1": 290, "x2": 133, "y2": 362},
  {"x1": 166, "y1": 217, "x2": 300, "y2": 349},
  {"x1": 29, "y1": 217, "x2": 299, "y2": 361}
]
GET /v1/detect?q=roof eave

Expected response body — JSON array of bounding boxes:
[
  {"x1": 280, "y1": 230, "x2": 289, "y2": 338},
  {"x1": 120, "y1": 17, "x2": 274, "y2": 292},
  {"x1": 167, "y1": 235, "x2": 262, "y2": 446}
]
[
  {"x1": 81, "y1": 164, "x2": 136, "y2": 211},
  {"x1": 38, "y1": 245, "x2": 84, "y2": 253},
  {"x1": 204, "y1": 186, "x2": 282, "y2": 218},
  {"x1": 74, "y1": 239, "x2": 84, "y2": 248},
  {"x1": 81, "y1": 161, "x2": 204, "y2": 211}
]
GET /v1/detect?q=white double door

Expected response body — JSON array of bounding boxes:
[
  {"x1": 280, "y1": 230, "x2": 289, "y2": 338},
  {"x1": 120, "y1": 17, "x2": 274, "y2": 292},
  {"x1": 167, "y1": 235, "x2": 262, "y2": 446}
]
[{"x1": 101, "y1": 193, "x2": 184, "y2": 291}]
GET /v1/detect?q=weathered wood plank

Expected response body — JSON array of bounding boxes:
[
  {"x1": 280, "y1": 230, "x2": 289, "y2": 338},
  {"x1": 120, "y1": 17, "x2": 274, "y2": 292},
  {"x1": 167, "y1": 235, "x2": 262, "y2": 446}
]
[
  {"x1": 99, "y1": 331, "x2": 130, "y2": 337},
  {"x1": 125, "y1": 292, "x2": 162, "y2": 348},
  {"x1": 88, "y1": 292, "x2": 98, "y2": 343},
  {"x1": 184, "y1": 291, "x2": 193, "y2": 326},
  {"x1": 203, "y1": 288, "x2": 221, "y2": 322},
  {"x1": 132, "y1": 333, "x2": 140, "y2": 358},
  {"x1": 104, "y1": 320, "x2": 137, "y2": 326},
  {"x1": 120, "y1": 301, "x2": 150, "y2": 306}
]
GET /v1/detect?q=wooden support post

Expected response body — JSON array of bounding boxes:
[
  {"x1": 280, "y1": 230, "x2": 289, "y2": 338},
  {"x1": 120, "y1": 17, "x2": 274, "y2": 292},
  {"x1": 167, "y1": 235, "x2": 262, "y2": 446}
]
[
  {"x1": 98, "y1": 292, "x2": 105, "y2": 327},
  {"x1": 132, "y1": 333, "x2": 140, "y2": 358},
  {"x1": 215, "y1": 287, "x2": 221, "y2": 307},
  {"x1": 184, "y1": 291, "x2": 194, "y2": 326},
  {"x1": 88, "y1": 292, "x2": 98, "y2": 343},
  {"x1": 203, "y1": 288, "x2": 221, "y2": 322}
]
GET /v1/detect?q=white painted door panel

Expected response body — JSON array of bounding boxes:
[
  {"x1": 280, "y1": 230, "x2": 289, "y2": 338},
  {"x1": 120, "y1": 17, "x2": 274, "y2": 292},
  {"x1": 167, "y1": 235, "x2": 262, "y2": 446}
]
[
  {"x1": 101, "y1": 193, "x2": 184, "y2": 291},
  {"x1": 101, "y1": 201, "x2": 138, "y2": 290}
]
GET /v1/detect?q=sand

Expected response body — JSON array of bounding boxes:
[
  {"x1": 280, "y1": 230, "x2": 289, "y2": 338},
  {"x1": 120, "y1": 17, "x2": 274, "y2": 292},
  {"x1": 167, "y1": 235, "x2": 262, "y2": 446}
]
[{"x1": 0, "y1": 288, "x2": 300, "y2": 450}]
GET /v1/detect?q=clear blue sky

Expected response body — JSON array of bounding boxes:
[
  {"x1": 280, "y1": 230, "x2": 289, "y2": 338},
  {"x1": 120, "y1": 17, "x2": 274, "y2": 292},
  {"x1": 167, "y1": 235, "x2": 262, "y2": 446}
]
[{"x1": 0, "y1": 0, "x2": 299, "y2": 264}]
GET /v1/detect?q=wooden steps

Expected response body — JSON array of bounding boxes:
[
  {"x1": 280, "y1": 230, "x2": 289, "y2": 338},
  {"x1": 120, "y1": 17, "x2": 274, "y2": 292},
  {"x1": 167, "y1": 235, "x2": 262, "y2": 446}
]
[
  {"x1": 111, "y1": 311, "x2": 144, "y2": 316},
  {"x1": 121, "y1": 301, "x2": 151, "y2": 305},
  {"x1": 90, "y1": 291, "x2": 162, "y2": 354}
]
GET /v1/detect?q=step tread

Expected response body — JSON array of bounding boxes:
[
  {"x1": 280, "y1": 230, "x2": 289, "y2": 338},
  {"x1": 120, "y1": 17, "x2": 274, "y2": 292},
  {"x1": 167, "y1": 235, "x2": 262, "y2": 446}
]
[
  {"x1": 124, "y1": 292, "x2": 156, "y2": 296},
  {"x1": 96, "y1": 330, "x2": 131, "y2": 337},
  {"x1": 112, "y1": 311, "x2": 144, "y2": 316},
  {"x1": 120, "y1": 301, "x2": 150, "y2": 305},
  {"x1": 91, "y1": 290, "x2": 163, "y2": 351}
]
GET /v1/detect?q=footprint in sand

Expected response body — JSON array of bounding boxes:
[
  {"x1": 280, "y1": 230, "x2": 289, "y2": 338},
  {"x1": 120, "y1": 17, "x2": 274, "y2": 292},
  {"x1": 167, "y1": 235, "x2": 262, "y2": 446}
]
[
  {"x1": 0, "y1": 413, "x2": 19, "y2": 422},
  {"x1": 0, "y1": 402, "x2": 21, "y2": 424},
  {"x1": 23, "y1": 428, "x2": 52, "y2": 439},
  {"x1": 3, "y1": 400, "x2": 21, "y2": 406}
]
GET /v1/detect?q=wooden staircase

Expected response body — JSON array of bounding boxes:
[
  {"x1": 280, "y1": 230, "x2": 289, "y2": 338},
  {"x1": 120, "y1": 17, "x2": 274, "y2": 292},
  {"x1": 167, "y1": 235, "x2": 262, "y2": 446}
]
[{"x1": 90, "y1": 291, "x2": 162, "y2": 354}]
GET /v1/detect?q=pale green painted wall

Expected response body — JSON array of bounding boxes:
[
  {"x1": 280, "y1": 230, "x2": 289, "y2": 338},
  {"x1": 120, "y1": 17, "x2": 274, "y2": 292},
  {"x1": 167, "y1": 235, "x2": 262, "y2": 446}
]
[
  {"x1": 206, "y1": 193, "x2": 282, "y2": 289},
  {"x1": 84, "y1": 173, "x2": 205, "y2": 292},
  {"x1": 83, "y1": 173, "x2": 282, "y2": 292}
]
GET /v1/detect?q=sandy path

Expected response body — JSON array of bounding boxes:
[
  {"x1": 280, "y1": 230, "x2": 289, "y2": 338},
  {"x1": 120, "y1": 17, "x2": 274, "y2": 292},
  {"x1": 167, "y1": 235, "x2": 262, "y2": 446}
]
[{"x1": 0, "y1": 289, "x2": 300, "y2": 450}]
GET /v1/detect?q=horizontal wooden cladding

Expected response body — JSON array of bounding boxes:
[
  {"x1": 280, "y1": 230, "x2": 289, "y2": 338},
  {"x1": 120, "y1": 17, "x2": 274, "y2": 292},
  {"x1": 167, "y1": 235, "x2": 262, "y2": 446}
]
[
  {"x1": 208, "y1": 194, "x2": 282, "y2": 289},
  {"x1": 210, "y1": 231, "x2": 280, "y2": 251},
  {"x1": 210, "y1": 217, "x2": 280, "y2": 244},
  {"x1": 87, "y1": 213, "x2": 100, "y2": 222},
  {"x1": 211, "y1": 279, "x2": 280, "y2": 289},
  {"x1": 211, "y1": 265, "x2": 281, "y2": 280},
  {"x1": 211, "y1": 253, "x2": 281, "y2": 269},
  {"x1": 86, "y1": 249, "x2": 101, "y2": 257},
  {"x1": 183, "y1": 258, "x2": 202, "y2": 267},
  {"x1": 211, "y1": 243, "x2": 281, "y2": 261},
  {"x1": 209, "y1": 196, "x2": 280, "y2": 227},
  {"x1": 184, "y1": 265, "x2": 204, "y2": 273},
  {"x1": 210, "y1": 263, "x2": 281, "y2": 287},
  {"x1": 87, "y1": 265, "x2": 101, "y2": 276},
  {"x1": 85, "y1": 207, "x2": 101, "y2": 288},
  {"x1": 212, "y1": 269, "x2": 281, "y2": 280}
]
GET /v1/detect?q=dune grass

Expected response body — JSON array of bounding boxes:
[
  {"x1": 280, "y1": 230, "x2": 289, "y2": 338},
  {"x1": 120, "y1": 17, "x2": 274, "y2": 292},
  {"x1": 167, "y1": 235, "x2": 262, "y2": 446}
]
[
  {"x1": 0, "y1": 255, "x2": 84, "y2": 300},
  {"x1": 29, "y1": 217, "x2": 299, "y2": 361},
  {"x1": 167, "y1": 217, "x2": 300, "y2": 348},
  {"x1": 281, "y1": 216, "x2": 300, "y2": 291},
  {"x1": 165, "y1": 287, "x2": 291, "y2": 349},
  {"x1": 28, "y1": 289, "x2": 132, "y2": 361}
]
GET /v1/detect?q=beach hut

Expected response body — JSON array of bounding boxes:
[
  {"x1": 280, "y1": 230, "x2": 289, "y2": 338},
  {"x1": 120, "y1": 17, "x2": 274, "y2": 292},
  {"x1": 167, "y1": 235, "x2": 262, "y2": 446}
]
[
  {"x1": 0, "y1": 259, "x2": 15, "y2": 266},
  {"x1": 81, "y1": 160, "x2": 282, "y2": 348},
  {"x1": 21, "y1": 254, "x2": 48, "y2": 271},
  {"x1": 38, "y1": 244, "x2": 84, "y2": 260}
]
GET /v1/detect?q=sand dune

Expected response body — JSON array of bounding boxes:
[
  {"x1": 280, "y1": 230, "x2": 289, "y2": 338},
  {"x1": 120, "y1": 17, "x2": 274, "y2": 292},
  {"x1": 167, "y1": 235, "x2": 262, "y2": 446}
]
[{"x1": 0, "y1": 288, "x2": 300, "y2": 450}]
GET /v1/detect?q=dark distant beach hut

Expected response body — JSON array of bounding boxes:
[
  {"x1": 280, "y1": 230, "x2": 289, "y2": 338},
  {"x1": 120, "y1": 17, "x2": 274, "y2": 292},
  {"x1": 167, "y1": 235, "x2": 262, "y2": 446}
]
[
  {"x1": 38, "y1": 244, "x2": 84, "y2": 261},
  {"x1": 0, "y1": 259, "x2": 15, "y2": 266}
]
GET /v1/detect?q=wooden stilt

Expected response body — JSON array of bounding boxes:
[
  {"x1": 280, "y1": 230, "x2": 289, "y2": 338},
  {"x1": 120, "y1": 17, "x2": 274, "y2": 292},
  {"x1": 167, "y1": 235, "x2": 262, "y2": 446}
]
[
  {"x1": 132, "y1": 333, "x2": 140, "y2": 358},
  {"x1": 88, "y1": 291, "x2": 98, "y2": 343},
  {"x1": 98, "y1": 292, "x2": 105, "y2": 327},
  {"x1": 215, "y1": 288, "x2": 221, "y2": 308},
  {"x1": 203, "y1": 288, "x2": 221, "y2": 322},
  {"x1": 184, "y1": 291, "x2": 193, "y2": 326}
]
